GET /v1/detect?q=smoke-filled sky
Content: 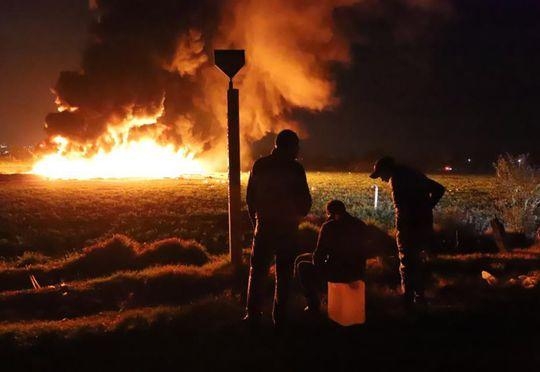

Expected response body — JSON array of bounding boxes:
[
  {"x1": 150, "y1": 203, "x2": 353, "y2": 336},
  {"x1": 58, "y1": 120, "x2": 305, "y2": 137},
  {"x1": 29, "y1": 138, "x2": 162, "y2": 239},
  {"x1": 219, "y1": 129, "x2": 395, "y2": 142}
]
[{"x1": 1, "y1": 0, "x2": 539, "y2": 169}]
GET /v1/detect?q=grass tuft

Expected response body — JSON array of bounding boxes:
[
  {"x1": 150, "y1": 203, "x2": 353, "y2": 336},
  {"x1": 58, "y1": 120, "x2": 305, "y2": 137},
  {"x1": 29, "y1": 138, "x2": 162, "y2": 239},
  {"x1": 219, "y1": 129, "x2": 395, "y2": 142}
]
[
  {"x1": 137, "y1": 238, "x2": 209, "y2": 267},
  {"x1": 0, "y1": 234, "x2": 212, "y2": 292},
  {"x1": 63, "y1": 234, "x2": 138, "y2": 276}
]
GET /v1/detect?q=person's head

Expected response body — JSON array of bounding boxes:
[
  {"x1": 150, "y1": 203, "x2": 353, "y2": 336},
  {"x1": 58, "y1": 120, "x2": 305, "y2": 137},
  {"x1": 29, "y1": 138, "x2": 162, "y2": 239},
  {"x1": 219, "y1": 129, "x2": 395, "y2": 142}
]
[
  {"x1": 326, "y1": 199, "x2": 346, "y2": 220},
  {"x1": 275, "y1": 129, "x2": 300, "y2": 159},
  {"x1": 369, "y1": 156, "x2": 396, "y2": 182}
]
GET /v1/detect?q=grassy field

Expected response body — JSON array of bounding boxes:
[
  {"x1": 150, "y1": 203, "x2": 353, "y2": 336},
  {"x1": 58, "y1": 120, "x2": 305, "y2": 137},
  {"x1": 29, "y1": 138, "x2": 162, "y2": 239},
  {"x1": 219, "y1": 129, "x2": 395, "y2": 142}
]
[
  {"x1": 0, "y1": 172, "x2": 539, "y2": 370},
  {"x1": 0, "y1": 172, "x2": 496, "y2": 258}
]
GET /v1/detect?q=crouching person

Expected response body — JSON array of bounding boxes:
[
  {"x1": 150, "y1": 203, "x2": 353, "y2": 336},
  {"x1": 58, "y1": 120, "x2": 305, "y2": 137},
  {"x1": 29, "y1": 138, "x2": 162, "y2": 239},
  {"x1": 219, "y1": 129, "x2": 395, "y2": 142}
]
[{"x1": 295, "y1": 200, "x2": 367, "y2": 313}]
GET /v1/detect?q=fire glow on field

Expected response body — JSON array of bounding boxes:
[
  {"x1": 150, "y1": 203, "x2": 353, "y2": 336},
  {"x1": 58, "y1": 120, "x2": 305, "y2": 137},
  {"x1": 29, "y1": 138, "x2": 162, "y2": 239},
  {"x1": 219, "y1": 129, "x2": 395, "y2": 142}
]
[{"x1": 31, "y1": 116, "x2": 207, "y2": 180}]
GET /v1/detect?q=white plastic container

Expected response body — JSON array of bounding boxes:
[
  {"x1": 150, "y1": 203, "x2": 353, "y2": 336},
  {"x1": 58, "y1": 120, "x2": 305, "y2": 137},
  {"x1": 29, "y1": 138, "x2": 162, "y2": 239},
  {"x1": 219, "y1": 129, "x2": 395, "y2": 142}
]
[{"x1": 327, "y1": 280, "x2": 366, "y2": 326}]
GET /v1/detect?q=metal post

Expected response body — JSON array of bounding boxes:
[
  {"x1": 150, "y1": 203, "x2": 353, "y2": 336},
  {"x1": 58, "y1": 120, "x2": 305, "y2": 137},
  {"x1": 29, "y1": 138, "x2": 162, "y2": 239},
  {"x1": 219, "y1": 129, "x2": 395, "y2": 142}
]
[
  {"x1": 227, "y1": 80, "x2": 242, "y2": 267},
  {"x1": 373, "y1": 185, "x2": 379, "y2": 210},
  {"x1": 214, "y1": 49, "x2": 245, "y2": 268}
]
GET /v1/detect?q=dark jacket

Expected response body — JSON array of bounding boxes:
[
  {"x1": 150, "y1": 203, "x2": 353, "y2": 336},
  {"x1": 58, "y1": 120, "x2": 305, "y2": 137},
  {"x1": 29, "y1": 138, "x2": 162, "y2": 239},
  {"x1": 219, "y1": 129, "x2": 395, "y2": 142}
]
[
  {"x1": 313, "y1": 213, "x2": 367, "y2": 282},
  {"x1": 246, "y1": 148, "x2": 312, "y2": 227},
  {"x1": 391, "y1": 165, "x2": 445, "y2": 230}
]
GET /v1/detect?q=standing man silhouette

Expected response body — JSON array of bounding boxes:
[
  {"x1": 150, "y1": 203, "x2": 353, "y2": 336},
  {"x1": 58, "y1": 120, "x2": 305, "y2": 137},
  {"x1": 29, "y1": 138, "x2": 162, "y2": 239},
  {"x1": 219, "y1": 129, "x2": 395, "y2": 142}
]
[
  {"x1": 370, "y1": 157, "x2": 445, "y2": 306},
  {"x1": 244, "y1": 129, "x2": 312, "y2": 327}
]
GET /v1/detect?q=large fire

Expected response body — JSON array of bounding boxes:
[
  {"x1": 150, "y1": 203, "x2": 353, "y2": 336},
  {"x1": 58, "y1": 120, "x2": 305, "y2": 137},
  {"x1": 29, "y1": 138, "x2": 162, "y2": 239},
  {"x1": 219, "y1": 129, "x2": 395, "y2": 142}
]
[
  {"x1": 32, "y1": 137, "x2": 206, "y2": 179},
  {"x1": 31, "y1": 0, "x2": 357, "y2": 179},
  {"x1": 32, "y1": 115, "x2": 207, "y2": 179}
]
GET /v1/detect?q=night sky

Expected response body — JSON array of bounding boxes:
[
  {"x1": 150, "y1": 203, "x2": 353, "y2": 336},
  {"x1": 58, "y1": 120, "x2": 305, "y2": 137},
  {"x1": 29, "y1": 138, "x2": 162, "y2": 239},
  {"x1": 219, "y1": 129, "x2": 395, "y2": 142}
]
[
  {"x1": 300, "y1": 0, "x2": 540, "y2": 169},
  {"x1": 0, "y1": 0, "x2": 89, "y2": 145},
  {"x1": 1, "y1": 0, "x2": 539, "y2": 170}
]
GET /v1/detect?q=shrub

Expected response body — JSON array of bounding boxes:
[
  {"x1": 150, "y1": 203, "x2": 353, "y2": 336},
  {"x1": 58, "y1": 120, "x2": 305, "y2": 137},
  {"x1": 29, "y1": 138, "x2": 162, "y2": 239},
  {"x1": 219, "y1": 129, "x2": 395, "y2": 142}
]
[
  {"x1": 0, "y1": 235, "x2": 214, "y2": 292},
  {"x1": 63, "y1": 234, "x2": 138, "y2": 277},
  {"x1": 137, "y1": 238, "x2": 210, "y2": 267},
  {"x1": 434, "y1": 207, "x2": 498, "y2": 253},
  {"x1": 492, "y1": 154, "x2": 539, "y2": 236}
]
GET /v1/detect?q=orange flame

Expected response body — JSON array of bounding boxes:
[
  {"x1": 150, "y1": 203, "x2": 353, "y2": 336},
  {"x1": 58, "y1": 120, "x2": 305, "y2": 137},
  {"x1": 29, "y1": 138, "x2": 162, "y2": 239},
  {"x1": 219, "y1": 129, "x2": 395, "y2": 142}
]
[
  {"x1": 32, "y1": 116, "x2": 207, "y2": 180},
  {"x1": 34, "y1": 0, "x2": 356, "y2": 179}
]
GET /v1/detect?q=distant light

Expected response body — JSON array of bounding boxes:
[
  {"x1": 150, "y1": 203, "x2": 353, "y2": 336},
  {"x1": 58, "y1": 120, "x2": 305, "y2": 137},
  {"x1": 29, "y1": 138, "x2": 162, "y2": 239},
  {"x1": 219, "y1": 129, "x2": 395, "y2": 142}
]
[
  {"x1": 467, "y1": 158, "x2": 472, "y2": 163},
  {"x1": 444, "y1": 165, "x2": 453, "y2": 172}
]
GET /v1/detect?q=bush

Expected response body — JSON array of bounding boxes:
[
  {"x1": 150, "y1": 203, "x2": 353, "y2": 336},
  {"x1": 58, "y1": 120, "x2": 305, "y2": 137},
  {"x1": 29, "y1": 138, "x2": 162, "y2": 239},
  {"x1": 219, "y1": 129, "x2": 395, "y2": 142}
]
[
  {"x1": 63, "y1": 234, "x2": 138, "y2": 277},
  {"x1": 0, "y1": 235, "x2": 213, "y2": 292},
  {"x1": 63, "y1": 235, "x2": 209, "y2": 279},
  {"x1": 434, "y1": 207, "x2": 498, "y2": 253},
  {"x1": 137, "y1": 238, "x2": 210, "y2": 267},
  {"x1": 492, "y1": 154, "x2": 540, "y2": 236}
]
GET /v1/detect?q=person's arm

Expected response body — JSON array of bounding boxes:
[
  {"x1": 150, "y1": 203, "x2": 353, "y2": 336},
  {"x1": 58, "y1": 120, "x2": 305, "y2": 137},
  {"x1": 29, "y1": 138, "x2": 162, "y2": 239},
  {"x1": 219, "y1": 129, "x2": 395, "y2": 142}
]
[
  {"x1": 246, "y1": 167, "x2": 257, "y2": 228},
  {"x1": 391, "y1": 176, "x2": 405, "y2": 211},
  {"x1": 313, "y1": 224, "x2": 331, "y2": 268},
  {"x1": 427, "y1": 178, "x2": 445, "y2": 208},
  {"x1": 295, "y1": 164, "x2": 312, "y2": 217}
]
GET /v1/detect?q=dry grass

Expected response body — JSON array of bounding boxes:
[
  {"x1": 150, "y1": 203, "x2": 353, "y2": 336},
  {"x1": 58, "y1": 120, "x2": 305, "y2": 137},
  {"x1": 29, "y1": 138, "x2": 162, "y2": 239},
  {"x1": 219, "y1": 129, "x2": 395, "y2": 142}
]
[
  {"x1": 137, "y1": 237, "x2": 209, "y2": 266},
  {"x1": 0, "y1": 294, "x2": 241, "y2": 344},
  {"x1": 0, "y1": 234, "x2": 210, "y2": 292},
  {"x1": 0, "y1": 172, "x2": 539, "y2": 366},
  {"x1": 430, "y1": 248, "x2": 540, "y2": 276},
  {"x1": 0, "y1": 305, "x2": 184, "y2": 340},
  {"x1": 0, "y1": 258, "x2": 235, "y2": 322}
]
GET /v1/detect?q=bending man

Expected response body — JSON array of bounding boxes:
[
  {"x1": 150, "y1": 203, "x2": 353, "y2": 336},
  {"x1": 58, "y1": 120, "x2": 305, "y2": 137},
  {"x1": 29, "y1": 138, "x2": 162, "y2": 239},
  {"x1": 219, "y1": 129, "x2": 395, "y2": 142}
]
[{"x1": 370, "y1": 157, "x2": 445, "y2": 306}]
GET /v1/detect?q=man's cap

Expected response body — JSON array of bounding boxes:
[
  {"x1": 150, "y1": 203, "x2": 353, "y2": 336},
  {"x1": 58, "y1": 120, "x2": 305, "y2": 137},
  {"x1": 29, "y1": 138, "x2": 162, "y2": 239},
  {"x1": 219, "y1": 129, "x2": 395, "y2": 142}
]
[
  {"x1": 275, "y1": 129, "x2": 299, "y2": 149},
  {"x1": 326, "y1": 200, "x2": 346, "y2": 215},
  {"x1": 369, "y1": 156, "x2": 396, "y2": 179}
]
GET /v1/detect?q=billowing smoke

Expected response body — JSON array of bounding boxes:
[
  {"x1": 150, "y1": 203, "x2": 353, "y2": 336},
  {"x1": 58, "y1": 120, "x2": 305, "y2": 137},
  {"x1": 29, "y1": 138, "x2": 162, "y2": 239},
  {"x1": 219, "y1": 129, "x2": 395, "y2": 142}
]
[
  {"x1": 42, "y1": 0, "x2": 358, "y2": 168},
  {"x1": 214, "y1": 0, "x2": 358, "y2": 138}
]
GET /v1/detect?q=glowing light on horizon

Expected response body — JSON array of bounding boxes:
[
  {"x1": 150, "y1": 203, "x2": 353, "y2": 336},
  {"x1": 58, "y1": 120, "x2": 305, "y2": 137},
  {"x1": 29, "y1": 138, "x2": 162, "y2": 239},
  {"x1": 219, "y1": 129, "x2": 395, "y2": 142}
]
[
  {"x1": 31, "y1": 138, "x2": 207, "y2": 180},
  {"x1": 31, "y1": 111, "x2": 209, "y2": 179}
]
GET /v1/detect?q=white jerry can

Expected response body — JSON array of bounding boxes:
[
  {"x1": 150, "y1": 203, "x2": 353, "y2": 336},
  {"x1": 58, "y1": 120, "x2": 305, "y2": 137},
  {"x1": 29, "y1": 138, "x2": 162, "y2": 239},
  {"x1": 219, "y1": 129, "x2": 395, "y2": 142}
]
[{"x1": 327, "y1": 280, "x2": 366, "y2": 326}]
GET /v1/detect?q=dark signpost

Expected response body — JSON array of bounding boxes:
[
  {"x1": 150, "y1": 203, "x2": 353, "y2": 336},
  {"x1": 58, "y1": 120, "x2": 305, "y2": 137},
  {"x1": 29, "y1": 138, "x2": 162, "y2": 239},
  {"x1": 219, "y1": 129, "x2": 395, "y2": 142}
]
[{"x1": 214, "y1": 49, "x2": 245, "y2": 267}]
